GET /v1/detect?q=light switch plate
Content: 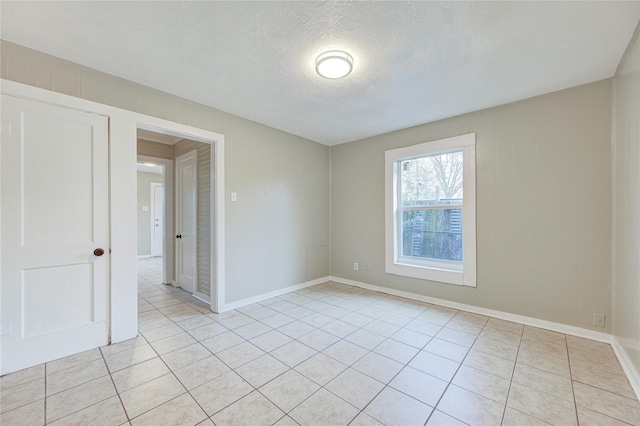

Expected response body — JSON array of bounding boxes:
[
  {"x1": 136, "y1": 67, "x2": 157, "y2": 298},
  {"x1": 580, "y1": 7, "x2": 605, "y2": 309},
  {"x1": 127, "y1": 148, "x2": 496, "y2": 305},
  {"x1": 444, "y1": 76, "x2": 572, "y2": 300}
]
[
  {"x1": 1, "y1": 121, "x2": 12, "y2": 136},
  {"x1": 593, "y1": 313, "x2": 605, "y2": 328},
  {"x1": 1, "y1": 321, "x2": 12, "y2": 336}
]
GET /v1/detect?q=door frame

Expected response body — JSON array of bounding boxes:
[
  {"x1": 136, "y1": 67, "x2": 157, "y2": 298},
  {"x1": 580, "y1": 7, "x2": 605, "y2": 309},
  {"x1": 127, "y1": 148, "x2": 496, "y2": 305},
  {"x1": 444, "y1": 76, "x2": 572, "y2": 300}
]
[
  {"x1": 136, "y1": 122, "x2": 225, "y2": 313},
  {"x1": 1, "y1": 79, "x2": 226, "y2": 346},
  {"x1": 150, "y1": 182, "x2": 164, "y2": 258},
  {"x1": 175, "y1": 149, "x2": 198, "y2": 295}
]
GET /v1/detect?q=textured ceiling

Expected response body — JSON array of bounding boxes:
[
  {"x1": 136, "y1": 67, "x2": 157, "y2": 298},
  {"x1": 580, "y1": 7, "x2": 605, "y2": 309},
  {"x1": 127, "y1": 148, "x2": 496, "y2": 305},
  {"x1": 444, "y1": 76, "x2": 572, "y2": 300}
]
[{"x1": 2, "y1": 1, "x2": 639, "y2": 146}]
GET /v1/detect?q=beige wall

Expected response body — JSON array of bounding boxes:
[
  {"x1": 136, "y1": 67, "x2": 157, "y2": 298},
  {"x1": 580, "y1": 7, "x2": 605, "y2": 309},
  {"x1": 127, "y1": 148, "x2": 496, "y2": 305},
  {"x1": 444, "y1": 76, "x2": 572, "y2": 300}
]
[
  {"x1": 137, "y1": 172, "x2": 163, "y2": 256},
  {"x1": 331, "y1": 80, "x2": 612, "y2": 332},
  {"x1": 174, "y1": 139, "x2": 212, "y2": 297},
  {"x1": 613, "y1": 24, "x2": 640, "y2": 376},
  {"x1": 0, "y1": 40, "x2": 331, "y2": 305}
]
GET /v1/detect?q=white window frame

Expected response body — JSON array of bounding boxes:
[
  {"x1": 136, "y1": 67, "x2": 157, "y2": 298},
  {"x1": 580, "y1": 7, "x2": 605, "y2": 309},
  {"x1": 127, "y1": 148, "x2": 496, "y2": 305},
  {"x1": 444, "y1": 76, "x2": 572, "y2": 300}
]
[{"x1": 385, "y1": 133, "x2": 476, "y2": 287}]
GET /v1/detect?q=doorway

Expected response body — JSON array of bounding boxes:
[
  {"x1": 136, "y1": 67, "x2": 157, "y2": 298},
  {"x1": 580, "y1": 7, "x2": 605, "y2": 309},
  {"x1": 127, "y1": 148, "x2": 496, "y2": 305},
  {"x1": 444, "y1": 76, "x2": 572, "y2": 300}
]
[
  {"x1": 151, "y1": 182, "x2": 164, "y2": 257},
  {"x1": 136, "y1": 161, "x2": 164, "y2": 261},
  {"x1": 135, "y1": 124, "x2": 224, "y2": 312},
  {"x1": 136, "y1": 156, "x2": 169, "y2": 288},
  {"x1": 136, "y1": 148, "x2": 174, "y2": 284}
]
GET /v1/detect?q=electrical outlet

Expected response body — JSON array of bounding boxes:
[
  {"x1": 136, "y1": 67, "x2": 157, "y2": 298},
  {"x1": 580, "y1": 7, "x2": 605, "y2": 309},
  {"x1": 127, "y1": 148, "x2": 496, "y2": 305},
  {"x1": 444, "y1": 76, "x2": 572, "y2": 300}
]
[
  {"x1": 353, "y1": 262, "x2": 358, "y2": 271},
  {"x1": 593, "y1": 313, "x2": 605, "y2": 328},
  {"x1": 361, "y1": 263, "x2": 369, "y2": 271}
]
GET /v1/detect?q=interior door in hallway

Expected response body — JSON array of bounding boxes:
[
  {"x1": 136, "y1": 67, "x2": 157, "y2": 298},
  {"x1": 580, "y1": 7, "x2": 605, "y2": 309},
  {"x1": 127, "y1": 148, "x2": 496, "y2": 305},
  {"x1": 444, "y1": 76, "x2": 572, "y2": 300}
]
[
  {"x1": 175, "y1": 150, "x2": 197, "y2": 294},
  {"x1": 151, "y1": 182, "x2": 163, "y2": 257},
  {"x1": 0, "y1": 95, "x2": 110, "y2": 375}
]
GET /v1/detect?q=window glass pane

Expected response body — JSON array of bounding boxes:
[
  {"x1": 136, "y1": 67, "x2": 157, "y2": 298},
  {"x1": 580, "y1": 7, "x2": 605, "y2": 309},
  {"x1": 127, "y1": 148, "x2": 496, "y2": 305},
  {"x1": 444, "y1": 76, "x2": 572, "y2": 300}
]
[
  {"x1": 401, "y1": 209, "x2": 463, "y2": 261},
  {"x1": 401, "y1": 151, "x2": 463, "y2": 207}
]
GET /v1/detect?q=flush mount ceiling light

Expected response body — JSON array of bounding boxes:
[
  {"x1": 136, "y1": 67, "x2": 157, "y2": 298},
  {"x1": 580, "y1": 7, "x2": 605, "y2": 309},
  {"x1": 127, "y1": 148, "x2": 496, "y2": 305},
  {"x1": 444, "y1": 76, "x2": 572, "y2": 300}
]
[{"x1": 315, "y1": 50, "x2": 354, "y2": 79}]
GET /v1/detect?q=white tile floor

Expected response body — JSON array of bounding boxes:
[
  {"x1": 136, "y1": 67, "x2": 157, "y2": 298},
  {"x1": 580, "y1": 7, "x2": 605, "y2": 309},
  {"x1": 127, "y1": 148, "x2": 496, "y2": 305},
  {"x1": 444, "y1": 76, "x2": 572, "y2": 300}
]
[{"x1": 1, "y1": 256, "x2": 639, "y2": 425}]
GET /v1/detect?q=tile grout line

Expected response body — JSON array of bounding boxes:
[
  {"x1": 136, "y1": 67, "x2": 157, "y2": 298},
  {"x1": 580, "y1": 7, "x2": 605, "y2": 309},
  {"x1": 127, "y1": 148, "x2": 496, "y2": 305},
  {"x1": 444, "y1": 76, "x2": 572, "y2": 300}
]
[
  {"x1": 43, "y1": 361, "x2": 47, "y2": 425},
  {"x1": 42, "y1": 350, "x2": 118, "y2": 424},
  {"x1": 202, "y1": 286, "x2": 433, "y2": 424},
  {"x1": 419, "y1": 313, "x2": 483, "y2": 426},
  {"x1": 236, "y1": 295, "x2": 384, "y2": 422},
  {"x1": 100, "y1": 345, "x2": 132, "y2": 425},
  {"x1": 140, "y1": 300, "x2": 249, "y2": 424},
  {"x1": 506, "y1": 328, "x2": 578, "y2": 425},
  {"x1": 351, "y1": 326, "x2": 437, "y2": 425},
  {"x1": 252, "y1": 292, "x2": 492, "y2": 424},
  {"x1": 497, "y1": 319, "x2": 524, "y2": 426},
  {"x1": 249, "y1": 296, "x2": 388, "y2": 417}
]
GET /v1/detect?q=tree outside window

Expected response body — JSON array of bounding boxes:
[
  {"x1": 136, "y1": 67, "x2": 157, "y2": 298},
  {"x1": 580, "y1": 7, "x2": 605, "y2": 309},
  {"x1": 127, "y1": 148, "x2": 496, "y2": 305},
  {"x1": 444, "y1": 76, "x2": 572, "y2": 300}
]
[{"x1": 400, "y1": 151, "x2": 463, "y2": 262}]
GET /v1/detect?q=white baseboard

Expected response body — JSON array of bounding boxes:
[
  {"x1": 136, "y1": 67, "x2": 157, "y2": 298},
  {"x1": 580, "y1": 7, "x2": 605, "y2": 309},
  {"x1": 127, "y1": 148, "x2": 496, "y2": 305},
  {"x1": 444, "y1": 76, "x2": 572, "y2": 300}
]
[
  {"x1": 220, "y1": 276, "x2": 331, "y2": 312},
  {"x1": 208, "y1": 273, "x2": 640, "y2": 401},
  {"x1": 329, "y1": 276, "x2": 612, "y2": 343},
  {"x1": 193, "y1": 292, "x2": 209, "y2": 304},
  {"x1": 329, "y1": 275, "x2": 640, "y2": 400},
  {"x1": 611, "y1": 336, "x2": 640, "y2": 400},
  {"x1": 137, "y1": 255, "x2": 152, "y2": 259}
]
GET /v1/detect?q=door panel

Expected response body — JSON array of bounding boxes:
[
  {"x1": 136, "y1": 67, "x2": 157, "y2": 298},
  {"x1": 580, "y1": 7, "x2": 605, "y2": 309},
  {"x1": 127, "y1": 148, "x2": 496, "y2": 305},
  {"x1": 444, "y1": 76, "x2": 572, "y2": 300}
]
[
  {"x1": 1, "y1": 95, "x2": 109, "y2": 375},
  {"x1": 22, "y1": 111, "x2": 95, "y2": 246},
  {"x1": 22, "y1": 264, "x2": 94, "y2": 337},
  {"x1": 176, "y1": 151, "x2": 197, "y2": 293}
]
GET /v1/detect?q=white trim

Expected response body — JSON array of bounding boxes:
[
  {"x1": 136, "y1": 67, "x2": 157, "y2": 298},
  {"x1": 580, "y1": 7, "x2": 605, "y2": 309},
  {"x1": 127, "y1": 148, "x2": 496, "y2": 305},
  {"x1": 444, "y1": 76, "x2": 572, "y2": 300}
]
[
  {"x1": 132, "y1": 111, "x2": 225, "y2": 314},
  {"x1": 462, "y1": 142, "x2": 477, "y2": 286},
  {"x1": 610, "y1": 54, "x2": 640, "y2": 403},
  {"x1": 193, "y1": 292, "x2": 210, "y2": 305},
  {"x1": 220, "y1": 277, "x2": 330, "y2": 312},
  {"x1": 385, "y1": 133, "x2": 476, "y2": 287},
  {"x1": 611, "y1": 336, "x2": 640, "y2": 400},
  {"x1": 136, "y1": 255, "x2": 152, "y2": 259},
  {"x1": 611, "y1": 75, "x2": 619, "y2": 340},
  {"x1": 332, "y1": 275, "x2": 640, "y2": 400},
  {"x1": 213, "y1": 140, "x2": 225, "y2": 313},
  {"x1": 385, "y1": 133, "x2": 476, "y2": 160},
  {"x1": 329, "y1": 276, "x2": 612, "y2": 343}
]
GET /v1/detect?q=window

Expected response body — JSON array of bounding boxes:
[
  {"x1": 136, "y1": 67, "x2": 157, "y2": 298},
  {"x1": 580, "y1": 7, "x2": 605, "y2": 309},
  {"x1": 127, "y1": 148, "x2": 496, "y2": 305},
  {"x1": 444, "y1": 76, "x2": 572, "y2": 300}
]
[{"x1": 385, "y1": 133, "x2": 476, "y2": 286}]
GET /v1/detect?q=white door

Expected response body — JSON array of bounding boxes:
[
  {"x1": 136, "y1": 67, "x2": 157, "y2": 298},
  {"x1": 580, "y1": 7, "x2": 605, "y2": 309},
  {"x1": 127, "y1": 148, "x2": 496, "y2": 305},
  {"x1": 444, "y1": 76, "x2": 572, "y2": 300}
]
[
  {"x1": 150, "y1": 182, "x2": 163, "y2": 257},
  {"x1": 176, "y1": 150, "x2": 197, "y2": 293},
  {"x1": 0, "y1": 95, "x2": 110, "y2": 375}
]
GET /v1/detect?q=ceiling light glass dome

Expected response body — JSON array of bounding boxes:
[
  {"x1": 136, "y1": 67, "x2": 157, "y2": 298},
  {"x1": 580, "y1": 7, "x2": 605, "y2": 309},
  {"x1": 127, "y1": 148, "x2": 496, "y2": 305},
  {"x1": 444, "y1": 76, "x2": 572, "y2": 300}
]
[{"x1": 315, "y1": 51, "x2": 354, "y2": 79}]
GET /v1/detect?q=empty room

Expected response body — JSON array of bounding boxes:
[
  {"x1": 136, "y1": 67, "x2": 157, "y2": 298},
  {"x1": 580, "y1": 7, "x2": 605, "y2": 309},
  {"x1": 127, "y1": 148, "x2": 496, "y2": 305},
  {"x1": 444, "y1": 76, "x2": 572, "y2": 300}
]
[{"x1": 1, "y1": 1, "x2": 639, "y2": 425}]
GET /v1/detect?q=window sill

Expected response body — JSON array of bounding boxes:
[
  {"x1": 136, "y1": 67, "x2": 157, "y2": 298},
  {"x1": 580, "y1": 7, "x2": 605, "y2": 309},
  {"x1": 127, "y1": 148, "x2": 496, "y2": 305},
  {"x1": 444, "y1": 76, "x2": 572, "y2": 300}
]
[{"x1": 385, "y1": 261, "x2": 475, "y2": 287}]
